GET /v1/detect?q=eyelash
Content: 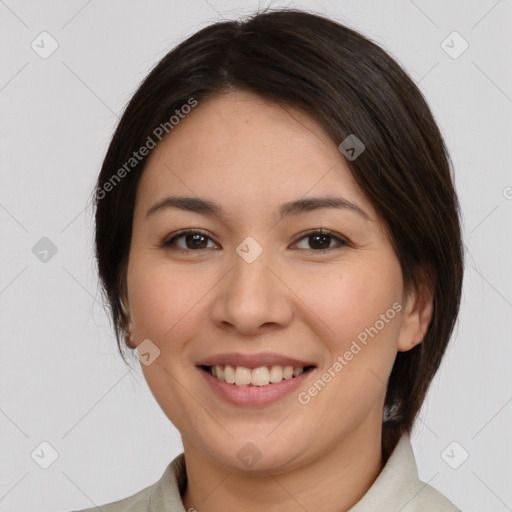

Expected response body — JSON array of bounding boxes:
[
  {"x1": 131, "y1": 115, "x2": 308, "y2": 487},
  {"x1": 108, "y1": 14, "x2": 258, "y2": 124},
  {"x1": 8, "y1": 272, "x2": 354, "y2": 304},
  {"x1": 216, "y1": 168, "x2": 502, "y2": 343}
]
[{"x1": 161, "y1": 228, "x2": 350, "y2": 254}]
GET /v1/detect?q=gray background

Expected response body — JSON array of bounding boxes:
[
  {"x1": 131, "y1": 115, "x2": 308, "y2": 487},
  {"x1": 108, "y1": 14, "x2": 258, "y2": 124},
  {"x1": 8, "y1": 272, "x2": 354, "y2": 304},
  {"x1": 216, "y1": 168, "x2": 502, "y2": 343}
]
[{"x1": 1, "y1": 1, "x2": 511, "y2": 511}]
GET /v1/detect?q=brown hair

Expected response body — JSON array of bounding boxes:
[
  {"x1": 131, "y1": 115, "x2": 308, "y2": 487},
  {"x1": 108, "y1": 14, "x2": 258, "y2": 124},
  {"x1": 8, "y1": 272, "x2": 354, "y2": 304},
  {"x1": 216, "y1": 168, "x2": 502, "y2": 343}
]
[{"x1": 93, "y1": 8, "x2": 464, "y2": 461}]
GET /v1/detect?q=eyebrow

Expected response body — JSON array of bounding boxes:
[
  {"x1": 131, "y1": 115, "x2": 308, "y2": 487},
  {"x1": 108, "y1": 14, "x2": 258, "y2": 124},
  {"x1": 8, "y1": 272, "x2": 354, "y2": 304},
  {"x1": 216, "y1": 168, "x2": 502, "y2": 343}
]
[{"x1": 145, "y1": 195, "x2": 371, "y2": 221}]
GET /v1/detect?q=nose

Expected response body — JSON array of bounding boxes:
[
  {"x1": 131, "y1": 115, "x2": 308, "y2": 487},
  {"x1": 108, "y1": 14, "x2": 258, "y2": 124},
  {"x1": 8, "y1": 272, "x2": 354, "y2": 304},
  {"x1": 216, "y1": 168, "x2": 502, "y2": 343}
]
[{"x1": 210, "y1": 243, "x2": 293, "y2": 336}]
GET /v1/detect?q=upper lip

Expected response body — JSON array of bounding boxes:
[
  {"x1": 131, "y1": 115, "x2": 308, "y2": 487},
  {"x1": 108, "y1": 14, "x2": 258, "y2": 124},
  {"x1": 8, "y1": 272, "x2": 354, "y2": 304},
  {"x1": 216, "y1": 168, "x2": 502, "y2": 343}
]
[{"x1": 197, "y1": 352, "x2": 316, "y2": 369}]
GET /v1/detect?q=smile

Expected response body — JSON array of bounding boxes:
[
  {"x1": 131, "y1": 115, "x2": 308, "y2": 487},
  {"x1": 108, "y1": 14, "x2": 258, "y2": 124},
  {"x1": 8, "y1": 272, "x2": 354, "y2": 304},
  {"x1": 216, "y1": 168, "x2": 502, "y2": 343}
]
[{"x1": 202, "y1": 364, "x2": 315, "y2": 386}]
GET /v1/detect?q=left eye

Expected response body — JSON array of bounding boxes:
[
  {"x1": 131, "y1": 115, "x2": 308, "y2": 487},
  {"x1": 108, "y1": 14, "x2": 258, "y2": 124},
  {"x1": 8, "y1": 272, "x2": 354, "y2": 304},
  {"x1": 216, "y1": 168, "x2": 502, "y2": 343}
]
[
  {"x1": 293, "y1": 229, "x2": 348, "y2": 251},
  {"x1": 162, "y1": 229, "x2": 348, "y2": 252}
]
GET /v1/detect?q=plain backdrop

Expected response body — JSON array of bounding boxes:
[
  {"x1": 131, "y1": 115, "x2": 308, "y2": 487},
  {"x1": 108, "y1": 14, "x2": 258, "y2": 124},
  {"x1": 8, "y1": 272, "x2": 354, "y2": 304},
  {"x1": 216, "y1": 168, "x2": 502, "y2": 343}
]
[{"x1": 1, "y1": 1, "x2": 511, "y2": 511}]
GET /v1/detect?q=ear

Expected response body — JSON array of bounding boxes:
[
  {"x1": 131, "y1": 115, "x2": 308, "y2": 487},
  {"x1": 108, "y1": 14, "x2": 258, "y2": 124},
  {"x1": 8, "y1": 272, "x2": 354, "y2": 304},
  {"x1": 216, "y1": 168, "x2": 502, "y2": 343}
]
[
  {"x1": 397, "y1": 281, "x2": 434, "y2": 352},
  {"x1": 120, "y1": 295, "x2": 136, "y2": 350}
]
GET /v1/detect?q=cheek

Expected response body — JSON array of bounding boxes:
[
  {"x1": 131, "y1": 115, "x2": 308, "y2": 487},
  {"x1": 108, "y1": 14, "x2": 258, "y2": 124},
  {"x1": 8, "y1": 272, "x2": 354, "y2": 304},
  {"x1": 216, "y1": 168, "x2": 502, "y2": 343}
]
[
  {"x1": 292, "y1": 256, "x2": 404, "y2": 416},
  {"x1": 295, "y1": 257, "x2": 403, "y2": 350},
  {"x1": 293, "y1": 261, "x2": 404, "y2": 426},
  {"x1": 127, "y1": 257, "x2": 211, "y2": 433},
  {"x1": 127, "y1": 256, "x2": 206, "y2": 348}
]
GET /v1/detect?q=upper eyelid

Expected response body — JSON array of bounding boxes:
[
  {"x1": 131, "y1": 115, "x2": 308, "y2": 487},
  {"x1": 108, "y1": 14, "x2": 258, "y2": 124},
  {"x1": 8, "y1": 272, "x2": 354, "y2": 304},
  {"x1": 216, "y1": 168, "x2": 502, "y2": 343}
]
[
  {"x1": 293, "y1": 228, "x2": 347, "y2": 242},
  {"x1": 291, "y1": 229, "x2": 349, "y2": 249}
]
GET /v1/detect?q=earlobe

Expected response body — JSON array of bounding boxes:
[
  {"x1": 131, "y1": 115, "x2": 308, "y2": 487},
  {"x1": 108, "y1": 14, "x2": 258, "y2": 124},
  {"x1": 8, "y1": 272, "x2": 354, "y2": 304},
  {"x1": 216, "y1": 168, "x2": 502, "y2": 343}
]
[
  {"x1": 123, "y1": 316, "x2": 136, "y2": 349},
  {"x1": 124, "y1": 326, "x2": 135, "y2": 349},
  {"x1": 397, "y1": 282, "x2": 434, "y2": 352},
  {"x1": 121, "y1": 297, "x2": 136, "y2": 349}
]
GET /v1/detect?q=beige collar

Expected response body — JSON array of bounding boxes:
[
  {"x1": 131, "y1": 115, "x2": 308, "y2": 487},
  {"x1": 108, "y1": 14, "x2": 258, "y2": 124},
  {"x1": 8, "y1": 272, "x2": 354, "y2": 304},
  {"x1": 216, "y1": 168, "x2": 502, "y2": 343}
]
[{"x1": 147, "y1": 433, "x2": 460, "y2": 511}]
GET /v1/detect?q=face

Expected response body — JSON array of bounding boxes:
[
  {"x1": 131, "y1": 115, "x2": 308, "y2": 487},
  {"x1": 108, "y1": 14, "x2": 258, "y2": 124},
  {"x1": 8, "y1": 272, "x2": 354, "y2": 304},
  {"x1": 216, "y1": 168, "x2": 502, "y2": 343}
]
[{"x1": 125, "y1": 90, "x2": 420, "y2": 473}]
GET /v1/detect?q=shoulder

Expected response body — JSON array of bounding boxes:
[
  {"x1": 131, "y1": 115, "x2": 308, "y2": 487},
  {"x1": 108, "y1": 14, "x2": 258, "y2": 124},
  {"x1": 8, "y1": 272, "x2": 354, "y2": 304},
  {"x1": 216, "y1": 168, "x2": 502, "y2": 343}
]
[
  {"x1": 70, "y1": 485, "x2": 153, "y2": 512},
  {"x1": 65, "y1": 454, "x2": 187, "y2": 512},
  {"x1": 349, "y1": 434, "x2": 462, "y2": 512},
  {"x1": 387, "y1": 435, "x2": 462, "y2": 511},
  {"x1": 406, "y1": 482, "x2": 461, "y2": 511}
]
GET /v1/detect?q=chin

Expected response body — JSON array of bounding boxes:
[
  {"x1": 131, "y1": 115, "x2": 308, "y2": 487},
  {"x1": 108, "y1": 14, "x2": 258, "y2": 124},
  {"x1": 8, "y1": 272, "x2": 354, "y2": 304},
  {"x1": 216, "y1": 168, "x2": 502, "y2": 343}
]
[{"x1": 195, "y1": 433, "x2": 313, "y2": 475}]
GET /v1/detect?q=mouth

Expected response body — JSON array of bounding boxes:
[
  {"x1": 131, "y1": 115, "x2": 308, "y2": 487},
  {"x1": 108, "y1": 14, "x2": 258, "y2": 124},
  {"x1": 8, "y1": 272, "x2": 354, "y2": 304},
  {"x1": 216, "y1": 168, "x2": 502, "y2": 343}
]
[
  {"x1": 199, "y1": 364, "x2": 316, "y2": 387},
  {"x1": 196, "y1": 352, "x2": 317, "y2": 405}
]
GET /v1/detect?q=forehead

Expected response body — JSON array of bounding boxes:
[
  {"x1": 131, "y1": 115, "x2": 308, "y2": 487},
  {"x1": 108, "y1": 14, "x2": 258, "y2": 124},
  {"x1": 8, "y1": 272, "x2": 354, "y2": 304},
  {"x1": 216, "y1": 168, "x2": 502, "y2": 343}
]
[{"x1": 135, "y1": 90, "x2": 375, "y2": 222}]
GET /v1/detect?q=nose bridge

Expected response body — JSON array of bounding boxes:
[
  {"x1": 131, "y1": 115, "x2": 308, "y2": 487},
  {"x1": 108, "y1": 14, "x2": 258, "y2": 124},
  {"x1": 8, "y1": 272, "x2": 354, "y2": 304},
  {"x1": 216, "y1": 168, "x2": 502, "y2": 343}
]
[
  {"x1": 211, "y1": 235, "x2": 292, "y2": 333},
  {"x1": 232, "y1": 237, "x2": 272, "y2": 292}
]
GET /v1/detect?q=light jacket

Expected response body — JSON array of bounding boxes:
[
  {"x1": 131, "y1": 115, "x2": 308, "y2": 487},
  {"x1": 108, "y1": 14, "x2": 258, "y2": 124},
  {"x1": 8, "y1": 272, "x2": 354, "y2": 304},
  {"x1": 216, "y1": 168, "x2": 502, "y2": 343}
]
[{"x1": 70, "y1": 433, "x2": 461, "y2": 511}]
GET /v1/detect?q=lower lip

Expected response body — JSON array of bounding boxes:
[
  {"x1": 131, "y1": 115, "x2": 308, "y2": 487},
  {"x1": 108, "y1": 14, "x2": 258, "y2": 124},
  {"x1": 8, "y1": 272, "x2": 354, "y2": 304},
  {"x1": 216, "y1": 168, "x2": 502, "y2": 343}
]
[{"x1": 198, "y1": 367, "x2": 315, "y2": 406}]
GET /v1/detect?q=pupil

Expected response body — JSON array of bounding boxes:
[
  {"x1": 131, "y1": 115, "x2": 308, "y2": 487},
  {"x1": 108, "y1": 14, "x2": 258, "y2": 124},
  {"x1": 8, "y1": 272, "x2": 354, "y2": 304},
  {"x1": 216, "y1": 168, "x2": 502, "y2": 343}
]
[
  {"x1": 311, "y1": 234, "x2": 329, "y2": 249},
  {"x1": 188, "y1": 234, "x2": 207, "y2": 249}
]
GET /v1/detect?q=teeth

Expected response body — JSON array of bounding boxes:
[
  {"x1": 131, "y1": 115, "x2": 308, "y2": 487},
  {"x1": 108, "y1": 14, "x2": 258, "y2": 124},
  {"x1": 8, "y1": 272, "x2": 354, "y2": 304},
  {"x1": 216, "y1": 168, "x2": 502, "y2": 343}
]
[
  {"x1": 234, "y1": 366, "x2": 252, "y2": 386},
  {"x1": 209, "y1": 364, "x2": 307, "y2": 386},
  {"x1": 214, "y1": 365, "x2": 224, "y2": 380},
  {"x1": 283, "y1": 366, "x2": 294, "y2": 379},
  {"x1": 269, "y1": 365, "x2": 283, "y2": 383},
  {"x1": 251, "y1": 367, "x2": 270, "y2": 386},
  {"x1": 293, "y1": 367, "x2": 304, "y2": 377},
  {"x1": 224, "y1": 364, "x2": 236, "y2": 384}
]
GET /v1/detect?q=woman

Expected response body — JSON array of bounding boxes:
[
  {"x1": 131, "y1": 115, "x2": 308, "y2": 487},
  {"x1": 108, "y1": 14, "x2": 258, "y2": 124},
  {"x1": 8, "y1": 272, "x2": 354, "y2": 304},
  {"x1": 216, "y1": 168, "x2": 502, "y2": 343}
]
[{"x1": 78, "y1": 7, "x2": 464, "y2": 511}]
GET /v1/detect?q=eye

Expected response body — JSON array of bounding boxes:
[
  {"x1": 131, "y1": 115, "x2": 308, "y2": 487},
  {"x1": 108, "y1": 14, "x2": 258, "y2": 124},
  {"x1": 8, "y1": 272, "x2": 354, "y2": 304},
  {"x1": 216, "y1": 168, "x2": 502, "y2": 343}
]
[
  {"x1": 292, "y1": 229, "x2": 349, "y2": 252},
  {"x1": 162, "y1": 229, "x2": 219, "y2": 251}
]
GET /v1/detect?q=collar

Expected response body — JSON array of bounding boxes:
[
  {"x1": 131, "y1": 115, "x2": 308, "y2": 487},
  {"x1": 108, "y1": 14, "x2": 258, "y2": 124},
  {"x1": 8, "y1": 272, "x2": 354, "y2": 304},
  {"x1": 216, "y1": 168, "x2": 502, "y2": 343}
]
[{"x1": 148, "y1": 433, "x2": 459, "y2": 511}]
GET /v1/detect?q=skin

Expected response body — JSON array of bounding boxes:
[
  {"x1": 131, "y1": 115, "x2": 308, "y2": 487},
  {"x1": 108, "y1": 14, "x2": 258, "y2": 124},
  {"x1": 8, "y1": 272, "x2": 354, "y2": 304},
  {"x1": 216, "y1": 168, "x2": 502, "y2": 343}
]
[{"x1": 123, "y1": 90, "x2": 433, "y2": 512}]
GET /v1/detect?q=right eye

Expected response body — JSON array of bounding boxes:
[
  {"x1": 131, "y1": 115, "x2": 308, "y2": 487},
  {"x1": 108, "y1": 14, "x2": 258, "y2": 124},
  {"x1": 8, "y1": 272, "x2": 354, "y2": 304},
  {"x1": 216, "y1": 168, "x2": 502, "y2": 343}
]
[{"x1": 162, "y1": 229, "x2": 219, "y2": 252}]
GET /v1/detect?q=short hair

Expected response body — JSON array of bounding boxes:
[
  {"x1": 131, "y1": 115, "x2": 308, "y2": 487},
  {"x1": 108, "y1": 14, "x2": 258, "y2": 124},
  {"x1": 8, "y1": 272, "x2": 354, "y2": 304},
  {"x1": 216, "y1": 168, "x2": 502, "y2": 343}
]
[{"x1": 93, "y1": 8, "x2": 464, "y2": 461}]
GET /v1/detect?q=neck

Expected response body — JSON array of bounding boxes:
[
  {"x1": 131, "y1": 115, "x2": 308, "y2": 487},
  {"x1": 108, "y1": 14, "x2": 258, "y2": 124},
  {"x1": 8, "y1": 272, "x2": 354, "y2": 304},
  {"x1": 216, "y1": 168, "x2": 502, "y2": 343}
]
[{"x1": 182, "y1": 422, "x2": 383, "y2": 512}]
